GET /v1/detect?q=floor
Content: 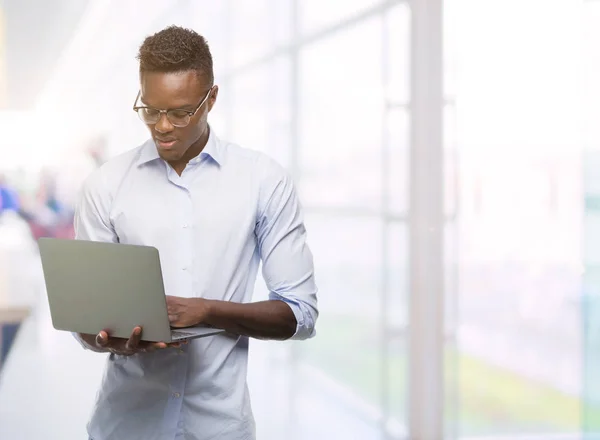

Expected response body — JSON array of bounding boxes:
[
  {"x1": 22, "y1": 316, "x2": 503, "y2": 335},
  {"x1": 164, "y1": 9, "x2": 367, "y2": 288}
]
[{"x1": 0, "y1": 298, "x2": 385, "y2": 440}]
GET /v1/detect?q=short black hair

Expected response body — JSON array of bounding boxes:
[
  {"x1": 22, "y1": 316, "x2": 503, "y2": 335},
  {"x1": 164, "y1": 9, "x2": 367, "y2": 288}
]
[{"x1": 137, "y1": 25, "x2": 214, "y2": 85}]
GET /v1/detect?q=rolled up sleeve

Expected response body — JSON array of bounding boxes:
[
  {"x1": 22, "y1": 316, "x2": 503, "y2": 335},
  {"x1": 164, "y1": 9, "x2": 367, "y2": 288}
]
[{"x1": 255, "y1": 160, "x2": 319, "y2": 341}]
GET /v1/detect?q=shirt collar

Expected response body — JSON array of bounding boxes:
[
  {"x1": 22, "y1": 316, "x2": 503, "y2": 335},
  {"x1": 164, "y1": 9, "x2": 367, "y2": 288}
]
[
  {"x1": 192, "y1": 125, "x2": 222, "y2": 165},
  {"x1": 135, "y1": 124, "x2": 222, "y2": 167}
]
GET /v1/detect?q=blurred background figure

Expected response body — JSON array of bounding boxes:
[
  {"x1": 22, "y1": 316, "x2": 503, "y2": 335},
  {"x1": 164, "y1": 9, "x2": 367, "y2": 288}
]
[
  {"x1": 20, "y1": 169, "x2": 73, "y2": 240},
  {"x1": 0, "y1": 175, "x2": 20, "y2": 215},
  {"x1": 0, "y1": 0, "x2": 599, "y2": 439},
  {"x1": 0, "y1": 172, "x2": 38, "y2": 366}
]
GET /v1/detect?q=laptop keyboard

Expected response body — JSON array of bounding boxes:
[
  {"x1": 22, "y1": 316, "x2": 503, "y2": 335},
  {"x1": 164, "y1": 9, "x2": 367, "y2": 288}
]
[{"x1": 171, "y1": 330, "x2": 198, "y2": 339}]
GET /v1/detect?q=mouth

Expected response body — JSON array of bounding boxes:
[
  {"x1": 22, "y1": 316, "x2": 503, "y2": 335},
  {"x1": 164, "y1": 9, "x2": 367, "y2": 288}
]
[{"x1": 155, "y1": 138, "x2": 178, "y2": 150}]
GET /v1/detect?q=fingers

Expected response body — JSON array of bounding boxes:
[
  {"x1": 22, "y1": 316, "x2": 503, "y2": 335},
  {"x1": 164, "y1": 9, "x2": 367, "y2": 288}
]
[
  {"x1": 139, "y1": 341, "x2": 170, "y2": 353},
  {"x1": 150, "y1": 339, "x2": 187, "y2": 349},
  {"x1": 168, "y1": 339, "x2": 189, "y2": 348},
  {"x1": 96, "y1": 328, "x2": 186, "y2": 355},
  {"x1": 146, "y1": 340, "x2": 187, "y2": 351},
  {"x1": 125, "y1": 326, "x2": 142, "y2": 351},
  {"x1": 95, "y1": 330, "x2": 109, "y2": 347},
  {"x1": 98, "y1": 327, "x2": 144, "y2": 355}
]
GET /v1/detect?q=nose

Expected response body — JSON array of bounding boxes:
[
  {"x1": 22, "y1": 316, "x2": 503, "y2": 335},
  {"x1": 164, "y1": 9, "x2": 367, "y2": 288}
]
[{"x1": 154, "y1": 112, "x2": 174, "y2": 133}]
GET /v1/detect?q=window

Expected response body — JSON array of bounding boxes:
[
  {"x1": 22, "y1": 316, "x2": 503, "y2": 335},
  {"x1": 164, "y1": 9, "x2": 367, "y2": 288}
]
[
  {"x1": 384, "y1": 3, "x2": 410, "y2": 105},
  {"x1": 583, "y1": 1, "x2": 600, "y2": 435},
  {"x1": 298, "y1": 214, "x2": 384, "y2": 414},
  {"x1": 229, "y1": 0, "x2": 292, "y2": 69},
  {"x1": 298, "y1": 17, "x2": 383, "y2": 210},
  {"x1": 228, "y1": 57, "x2": 292, "y2": 167},
  {"x1": 299, "y1": 0, "x2": 382, "y2": 36},
  {"x1": 386, "y1": 108, "x2": 409, "y2": 217},
  {"x1": 449, "y1": 0, "x2": 584, "y2": 436}
]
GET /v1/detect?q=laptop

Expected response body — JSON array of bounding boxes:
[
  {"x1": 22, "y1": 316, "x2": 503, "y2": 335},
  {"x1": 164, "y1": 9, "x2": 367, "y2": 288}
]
[{"x1": 37, "y1": 237, "x2": 224, "y2": 342}]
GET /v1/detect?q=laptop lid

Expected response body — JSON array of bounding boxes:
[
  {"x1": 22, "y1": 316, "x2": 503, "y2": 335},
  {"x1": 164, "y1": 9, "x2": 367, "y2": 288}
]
[{"x1": 38, "y1": 238, "x2": 174, "y2": 342}]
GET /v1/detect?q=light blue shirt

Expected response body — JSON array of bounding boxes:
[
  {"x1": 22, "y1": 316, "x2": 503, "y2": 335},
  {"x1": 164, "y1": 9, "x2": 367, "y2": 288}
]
[{"x1": 73, "y1": 127, "x2": 319, "y2": 440}]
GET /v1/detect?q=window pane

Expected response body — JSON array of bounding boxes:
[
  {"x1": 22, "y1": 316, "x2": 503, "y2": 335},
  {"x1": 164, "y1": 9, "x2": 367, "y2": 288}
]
[
  {"x1": 229, "y1": 66, "x2": 269, "y2": 153},
  {"x1": 229, "y1": 0, "x2": 292, "y2": 69},
  {"x1": 457, "y1": 157, "x2": 583, "y2": 438},
  {"x1": 385, "y1": 3, "x2": 410, "y2": 104},
  {"x1": 445, "y1": 221, "x2": 460, "y2": 439},
  {"x1": 444, "y1": 0, "x2": 458, "y2": 99},
  {"x1": 298, "y1": 214, "x2": 384, "y2": 429},
  {"x1": 449, "y1": 0, "x2": 583, "y2": 436},
  {"x1": 228, "y1": 58, "x2": 292, "y2": 167},
  {"x1": 268, "y1": 58, "x2": 293, "y2": 167},
  {"x1": 385, "y1": 223, "x2": 408, "y2": 331},
  {"x1": 385, "y1": 223, "x2": 409, "y2": 437},
  {"x1": 584, "y1": 1, "x2": 600, "y2": 151},
  {"x1": 186, "y1": 1, "x2": 229, "y2": 77},
  {"x1": 299, "y1": 0, "x2": 381, "y2": 36},
  {"x1": 387, "y1": 108, "x2": 409, "y2": 216},
  {"x1": 452, "y1": 0, "x2": 579, "y2": 152},
  {"x1": 298, "y1": 18, "x2": 383, "y2": 209},
  {"x1": 385, "y1": 335, "x2": 408, "y2": 439},
  {"x1": 583, "y1": 151, "x2": 600, "y2": 435},
  {"x1": 583, "y1": 2, "x2": 600, "y2": 434},
  {"x1": 445, "y1": 104, "x2": 458, "y2": 218}
]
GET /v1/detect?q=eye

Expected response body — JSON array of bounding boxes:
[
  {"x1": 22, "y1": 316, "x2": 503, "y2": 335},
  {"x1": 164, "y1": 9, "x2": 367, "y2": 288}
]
[
  {"x1": 143, "y1": 108, "x2": 160, "y2": 117},
  {"x1": 169, "y1": 110, "x2": 190, "y2": 120}
]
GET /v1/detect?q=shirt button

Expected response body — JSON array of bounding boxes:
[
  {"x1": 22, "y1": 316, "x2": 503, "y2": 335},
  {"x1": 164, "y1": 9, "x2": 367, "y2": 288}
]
[{"x1": 173, "y1": 392, "x2": 181, "y2": 398}]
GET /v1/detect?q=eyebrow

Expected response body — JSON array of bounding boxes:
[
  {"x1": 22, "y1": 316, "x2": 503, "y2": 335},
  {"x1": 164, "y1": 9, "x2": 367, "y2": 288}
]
[{"x1": 177, "y1": 104, "x2": 196, "y2": 111}]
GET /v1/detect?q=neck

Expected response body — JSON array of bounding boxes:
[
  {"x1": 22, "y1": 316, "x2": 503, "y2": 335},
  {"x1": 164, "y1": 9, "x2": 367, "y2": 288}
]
[
  {"x1": 169, "y1": 126, "x2": 210, "y2": 175},
  {"x1": 185, "y1": 126, "x2": 210, "y2": 161}
]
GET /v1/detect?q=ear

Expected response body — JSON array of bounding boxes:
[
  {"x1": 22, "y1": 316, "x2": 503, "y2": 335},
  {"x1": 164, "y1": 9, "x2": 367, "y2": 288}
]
[{"x1": 208, "y1": 85, "x2": 219, "y2": 113}]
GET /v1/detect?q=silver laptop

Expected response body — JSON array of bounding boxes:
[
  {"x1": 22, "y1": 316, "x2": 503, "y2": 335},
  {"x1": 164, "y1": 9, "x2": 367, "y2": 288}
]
[{"x1": 37, "y1": 237, "x2": 223, "y2": 342}]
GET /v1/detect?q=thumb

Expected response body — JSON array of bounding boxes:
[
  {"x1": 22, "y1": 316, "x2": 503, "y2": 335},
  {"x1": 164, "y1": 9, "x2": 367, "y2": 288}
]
[{"x1": 96, "y1": 330, "x2": 109, "y2": 346}]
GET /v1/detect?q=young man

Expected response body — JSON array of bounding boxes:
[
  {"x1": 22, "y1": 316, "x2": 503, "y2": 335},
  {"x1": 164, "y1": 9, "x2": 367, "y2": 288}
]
[{"x1": 73, "y1": 26, "x2": 318, "y2": 440}]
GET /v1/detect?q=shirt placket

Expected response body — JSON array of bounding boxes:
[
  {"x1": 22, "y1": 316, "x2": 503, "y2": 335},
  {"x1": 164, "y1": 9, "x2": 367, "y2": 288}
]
[
  {"x1": 160, "y1": 350, "x2": 189, "y2": 439},
  {"x1": 162, "y1": 165, "x2": 196, "y2": 438},
  {"x1": 180, "y1": 162, "x2": 198, "y2": 297}
]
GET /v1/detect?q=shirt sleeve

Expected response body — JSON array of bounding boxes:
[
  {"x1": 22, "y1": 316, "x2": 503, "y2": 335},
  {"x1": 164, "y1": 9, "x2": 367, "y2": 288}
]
[
  {"x1": 255, "y1": 160, "x2": 319, "y2": 341},
  {"x1": 71, "y1": 168, "x2": 118, "y2": 348},
  {"x1": 73, "y1": 169, "x2": 118, "y2": 243}
]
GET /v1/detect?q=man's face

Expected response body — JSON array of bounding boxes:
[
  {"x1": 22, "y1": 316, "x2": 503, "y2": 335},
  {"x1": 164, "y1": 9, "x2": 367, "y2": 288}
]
[{"x1": 139, "y1": 70, "x2": 218, "y2": 163}]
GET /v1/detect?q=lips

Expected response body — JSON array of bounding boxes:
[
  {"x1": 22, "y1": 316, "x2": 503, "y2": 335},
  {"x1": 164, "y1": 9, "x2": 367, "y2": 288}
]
[{"x1": 155, "y1": 137, "x2": 178, "y2": 149}]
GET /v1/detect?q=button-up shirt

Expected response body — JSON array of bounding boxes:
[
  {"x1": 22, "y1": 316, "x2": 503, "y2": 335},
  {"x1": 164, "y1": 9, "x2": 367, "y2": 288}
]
[{"x1": 73, "y1": 127, "x2": 319, "y2": 440}]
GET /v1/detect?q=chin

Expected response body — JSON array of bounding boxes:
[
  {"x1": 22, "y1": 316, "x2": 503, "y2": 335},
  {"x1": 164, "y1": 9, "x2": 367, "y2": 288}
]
[{"x1": 158, "y1": 149, "x2": 184, "y2": 161}]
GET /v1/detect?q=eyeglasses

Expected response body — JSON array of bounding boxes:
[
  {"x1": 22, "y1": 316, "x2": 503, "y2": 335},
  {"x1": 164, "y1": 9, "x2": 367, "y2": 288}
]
[{"x1": 132, "y1": 86, "x2": 214, "y2": 128}]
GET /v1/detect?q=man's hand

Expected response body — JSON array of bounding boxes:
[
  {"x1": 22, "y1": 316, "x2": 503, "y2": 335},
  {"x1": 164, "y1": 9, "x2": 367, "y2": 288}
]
[
  {"x1": 166, "y1": 296, "x2": 210, "y2": 328},
  {"x1": 81, "y1": 326, "x2": 184, "y2": 356}
]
